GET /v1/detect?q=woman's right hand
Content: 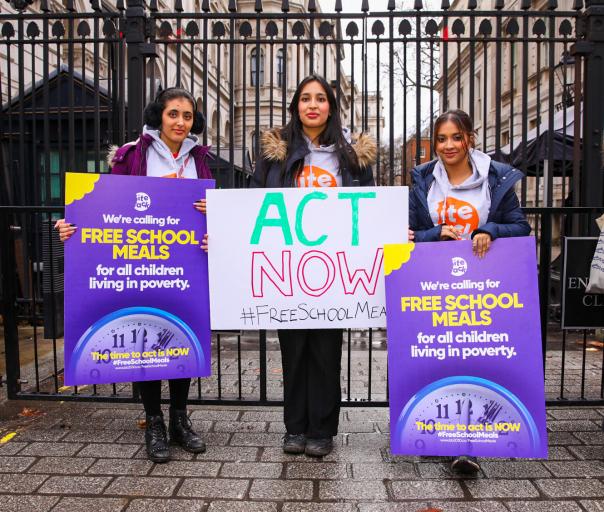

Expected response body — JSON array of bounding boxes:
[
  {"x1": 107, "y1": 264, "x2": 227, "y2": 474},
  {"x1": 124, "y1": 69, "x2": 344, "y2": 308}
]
[
  {"x1": 54, "y1": 219, "x2": 77, "y2": 242},
  {"x1": 440, "y1": 225, "x2": 461, "y2": 241},
  {"x1": 193, "y1": 198, "x2": 207, "y2": 214}
]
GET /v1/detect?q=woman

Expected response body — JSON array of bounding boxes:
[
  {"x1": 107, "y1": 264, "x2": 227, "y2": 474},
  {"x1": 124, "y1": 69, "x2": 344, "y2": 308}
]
[
  {"x1": 251, "y1": 74, "x2": 377, "y2": 457},
  {"x1": 56, "y1": 87, "x2": 211, "y2": 463},
  {"x1": 409, "y1": 109, "x2": 530, "y2": 474}
]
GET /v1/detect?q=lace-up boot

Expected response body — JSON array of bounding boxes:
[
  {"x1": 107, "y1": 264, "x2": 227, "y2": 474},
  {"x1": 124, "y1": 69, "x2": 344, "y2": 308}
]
[
  {"x1": 145, "y1": 414, "x2": 170, "y2": 463},
  {"x1": 168, "y1": 409, "x2": 206, "y2": 453}
]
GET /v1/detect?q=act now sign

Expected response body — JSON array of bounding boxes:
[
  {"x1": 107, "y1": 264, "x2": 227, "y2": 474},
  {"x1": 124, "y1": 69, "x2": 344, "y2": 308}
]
[{"x1": 207, "y1": 187, "x2": 408, "y2": 329}]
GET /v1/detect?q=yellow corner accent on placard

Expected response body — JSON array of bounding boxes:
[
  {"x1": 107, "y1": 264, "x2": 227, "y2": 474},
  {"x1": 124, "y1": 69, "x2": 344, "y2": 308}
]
[
  {"x1": 383, "y1": 243, "x2": 415, "y2": 276},
  {"x1": 0, "y1": 432, "x2": 16, "y2": 444},
  {"x1": 65, "y1": 173, "x2": 101, "y2": 205}
]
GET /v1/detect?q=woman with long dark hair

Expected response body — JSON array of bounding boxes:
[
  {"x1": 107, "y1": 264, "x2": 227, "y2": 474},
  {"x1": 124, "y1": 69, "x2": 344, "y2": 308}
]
[
  {"x1": 55, "y1": 87, "x2": 211, "y2": 463},
  {"x1": 409, "y1": 109, "x2": 530, "y2": 473},
  {"x1": 251, "y1": 74, "x2": 376, "y2": 457}
]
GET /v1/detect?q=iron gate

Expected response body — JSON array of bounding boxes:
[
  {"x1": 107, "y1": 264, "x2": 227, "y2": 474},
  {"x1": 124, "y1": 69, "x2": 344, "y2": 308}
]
[{"x1": 1, "y1": 0, "x2": 603, "y2": 406}]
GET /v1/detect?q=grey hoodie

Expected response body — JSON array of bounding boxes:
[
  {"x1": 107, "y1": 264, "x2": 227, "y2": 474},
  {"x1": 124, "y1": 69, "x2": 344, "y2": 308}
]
[
  {"x1": 427, "y1": 148, "x2": 492, "y2": 240},
  {"x1": 297, "y1": 128, "x2": 353, "y2": 188},
  {"x1": 143, "y1": 125, "x2": 199, "y2": 179}
]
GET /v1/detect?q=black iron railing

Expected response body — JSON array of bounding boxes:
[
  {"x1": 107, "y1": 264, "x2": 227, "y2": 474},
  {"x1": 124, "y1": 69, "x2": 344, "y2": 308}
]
[{"x1": 2, "y1": 205, "x2": 602, "y2": 406}]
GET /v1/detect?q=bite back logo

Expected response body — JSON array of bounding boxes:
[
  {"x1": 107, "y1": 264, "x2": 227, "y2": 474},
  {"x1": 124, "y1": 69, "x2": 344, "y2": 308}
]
[
  {"x1": 135, "y1": 192, "x2": 151, "y2": 212},
  {"x1": 451, "y1": 256, "x2": 468, "y2": 277},
  {"x1": 296, "y1": 165, "x2": 337, "y2": 188},
  {"x1": 437, "y1": 197, "x2": 479, "y2": 237}
]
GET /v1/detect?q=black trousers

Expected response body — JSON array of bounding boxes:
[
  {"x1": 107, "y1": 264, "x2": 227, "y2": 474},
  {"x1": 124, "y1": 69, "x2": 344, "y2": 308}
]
[
  {"x1": 137, "y1": 378, "x2": 191, "y2": 417},
  {"x1": 278, "y1": 329, "x2": 343, "y2": 438}
]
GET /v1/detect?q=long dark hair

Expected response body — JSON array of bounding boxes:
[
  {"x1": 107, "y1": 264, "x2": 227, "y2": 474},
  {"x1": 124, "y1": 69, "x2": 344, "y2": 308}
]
[{"x1": 282, "y1": 74, "x2": 360, "y2": 183}]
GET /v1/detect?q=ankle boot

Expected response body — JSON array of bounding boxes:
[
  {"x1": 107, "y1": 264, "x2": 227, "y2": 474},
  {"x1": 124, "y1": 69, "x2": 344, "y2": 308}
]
[
  {"x1": 168, "y1": 409, "x2": 206, "y2": 453},
  {"x1": 144, "y1": 414, "x2": 170, "y2": 463}
]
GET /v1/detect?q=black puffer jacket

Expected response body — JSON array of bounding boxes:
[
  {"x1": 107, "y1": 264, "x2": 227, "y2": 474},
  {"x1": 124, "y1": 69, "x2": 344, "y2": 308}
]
[{"x1": 250, "y1": 128, "x2": 377, "y2": 188}]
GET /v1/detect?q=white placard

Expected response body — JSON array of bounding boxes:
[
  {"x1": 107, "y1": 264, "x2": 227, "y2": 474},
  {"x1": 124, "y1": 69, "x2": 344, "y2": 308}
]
[{"x1": 207, "y1": 186, "x2": 408, "y2": 329}]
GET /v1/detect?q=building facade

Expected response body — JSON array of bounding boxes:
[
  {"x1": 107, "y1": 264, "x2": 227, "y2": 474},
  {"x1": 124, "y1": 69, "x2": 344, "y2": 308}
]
[
  {"x1": 435, "y1": 0, "x2": 576, "y2": 208},
  {"x1": 403, "y1": 135, "x2": 431, "y2": 172},
  {"x1": 0, "y1": 0, "x2": 381, "y2": 203}
]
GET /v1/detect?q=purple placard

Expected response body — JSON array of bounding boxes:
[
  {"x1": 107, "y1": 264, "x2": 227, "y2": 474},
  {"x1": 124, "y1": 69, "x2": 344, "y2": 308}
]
[
  {"x1": 385, "y1": 237, "x2": 547, "y2": 458},
  {"x1": 64, "y1": 173, "x2": 214, "y2": 386}
]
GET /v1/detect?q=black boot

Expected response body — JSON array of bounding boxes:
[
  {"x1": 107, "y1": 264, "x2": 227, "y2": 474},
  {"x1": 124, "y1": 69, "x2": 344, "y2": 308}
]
[
  {"x1": 145, "y1": 414, "x2": 170, "y2": 463},
  {"x1": 305, "y1": 437, "x2": 334, "y2": 457},
  {"x1": 169, "y1": 409, "x2": 206, "y2": 453},
  {"x1": 282, "y1": 433, "x2": 306, "y2": 454},
  {"x1": 451, "y1": 455, "x2": 481, "y2": 475}
]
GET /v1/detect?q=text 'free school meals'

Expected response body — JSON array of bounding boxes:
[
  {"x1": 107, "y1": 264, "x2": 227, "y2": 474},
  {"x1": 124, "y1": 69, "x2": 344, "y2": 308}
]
[
  {"x1": 64, "y1": 173, "x2": 214, "y2": 386},
  {"x1": 384, "y1": 237, "x2": 548, "y2": 458}
]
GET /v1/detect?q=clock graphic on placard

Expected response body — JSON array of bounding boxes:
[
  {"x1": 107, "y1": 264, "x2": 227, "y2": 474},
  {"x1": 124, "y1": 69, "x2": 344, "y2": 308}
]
[
  {"x1": 66, "y1": 306, "x2": 205, "y2": 385},
  {"x1": 394, "y1": 376, "x2": 542, "y2": 457}
]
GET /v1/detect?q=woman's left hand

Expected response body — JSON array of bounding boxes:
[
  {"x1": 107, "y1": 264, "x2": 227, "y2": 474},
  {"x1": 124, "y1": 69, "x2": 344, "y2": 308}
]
[
  {"x1": 193, "y1": 198, "x2": 206, "y2": 214},
  {"x1": 201, "y1": 233, "x2": 208, "y2": 253},
  {"x1": 408, "y1": 229, "x2": 415, "y2": 241},
  {"x1": 472, "y1": 233, "x2": 492, "y2": 258}
]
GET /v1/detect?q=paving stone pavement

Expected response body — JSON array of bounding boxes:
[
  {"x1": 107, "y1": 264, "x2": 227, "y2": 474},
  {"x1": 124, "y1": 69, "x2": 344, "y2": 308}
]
[
  {"x1": 0, "y1": 400, "x2": 603, "y2": 511},
  {"x1": 2, "y1": 330, "x2": 604, "y2": 510}
]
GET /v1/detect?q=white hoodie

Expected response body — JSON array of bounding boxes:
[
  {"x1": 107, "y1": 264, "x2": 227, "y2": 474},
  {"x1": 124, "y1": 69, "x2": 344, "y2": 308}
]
[
  {"x1": 143, "y1": 125, "x2": 199, "y2": 179},
  {"x1": 427, "y1": 148, "x2": 492, "y2": 240}
]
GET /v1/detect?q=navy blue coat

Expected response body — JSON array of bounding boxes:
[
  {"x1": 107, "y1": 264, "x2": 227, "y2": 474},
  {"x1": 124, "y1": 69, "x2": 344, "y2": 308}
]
[{"x1": 409, "y1": 159, "x2": 531, "y2": 242}]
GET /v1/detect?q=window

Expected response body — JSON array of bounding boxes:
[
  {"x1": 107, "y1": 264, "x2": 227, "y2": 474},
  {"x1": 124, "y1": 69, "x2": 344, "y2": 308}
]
[
  {"x1": 40, "y1": 150, "x2": 108, "y2": 205},
  {"x1": 502, "y1": 130, "x2": 510, "y2": 146},
  {"x1": 40, "y1": 151, "x2": 61, "y2": 205},
  {"x1": 86, "y1": 151, "x2": 109, "y2": 174},
  {"x1": 145, "y1": 60, "x2": 162, "y2": 104},
  {"x1": 277, "y1": 48, "x2": 285, "y2": 88},
  {"x1": 251, "y1": 48, "x2": 264, "y2": 86},
  {"x1": 223, "y1": 46, "x2": 229, "y2": 81},
  {"x1": 420, "y1": 146, "x2": 426, "y2": 159}
]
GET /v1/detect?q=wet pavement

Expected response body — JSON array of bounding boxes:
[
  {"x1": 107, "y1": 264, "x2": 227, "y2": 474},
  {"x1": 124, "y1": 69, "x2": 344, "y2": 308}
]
[
  {"x1": 1, "y1": 328, "x2": 604, "y2": 510},
  {"x1": 0, "y1": 398, "x2": 603, "y2": 511}
]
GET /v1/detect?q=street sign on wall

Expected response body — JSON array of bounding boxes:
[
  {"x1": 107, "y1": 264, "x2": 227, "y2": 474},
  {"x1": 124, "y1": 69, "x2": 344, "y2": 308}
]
[{"x1": 561, "y1": 237, "x2": 604, "y2": 329}]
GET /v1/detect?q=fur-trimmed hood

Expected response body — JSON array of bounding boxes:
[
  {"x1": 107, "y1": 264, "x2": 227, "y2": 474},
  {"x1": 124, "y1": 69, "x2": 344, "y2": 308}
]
[
  {"x1": 106, "y1": 142, "x2": 133, "y2": 169},
  {"x1": 260, "y1": 128, "x2": 377, "y2": 168}
]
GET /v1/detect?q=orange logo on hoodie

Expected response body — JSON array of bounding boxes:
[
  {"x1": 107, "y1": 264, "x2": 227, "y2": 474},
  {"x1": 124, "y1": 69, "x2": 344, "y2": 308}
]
[
  {"x1": 297, "y1": 165, "x2": 337, "y2": 188},
  {"x1": 436, "y1": 197, "x2": 480, "y2": 237}
]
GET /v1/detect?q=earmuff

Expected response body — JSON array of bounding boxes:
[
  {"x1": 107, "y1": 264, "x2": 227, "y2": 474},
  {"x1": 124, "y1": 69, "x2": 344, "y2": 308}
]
[{"x1": 143, "y1": 87, "x2": 206, "y2": 135}]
